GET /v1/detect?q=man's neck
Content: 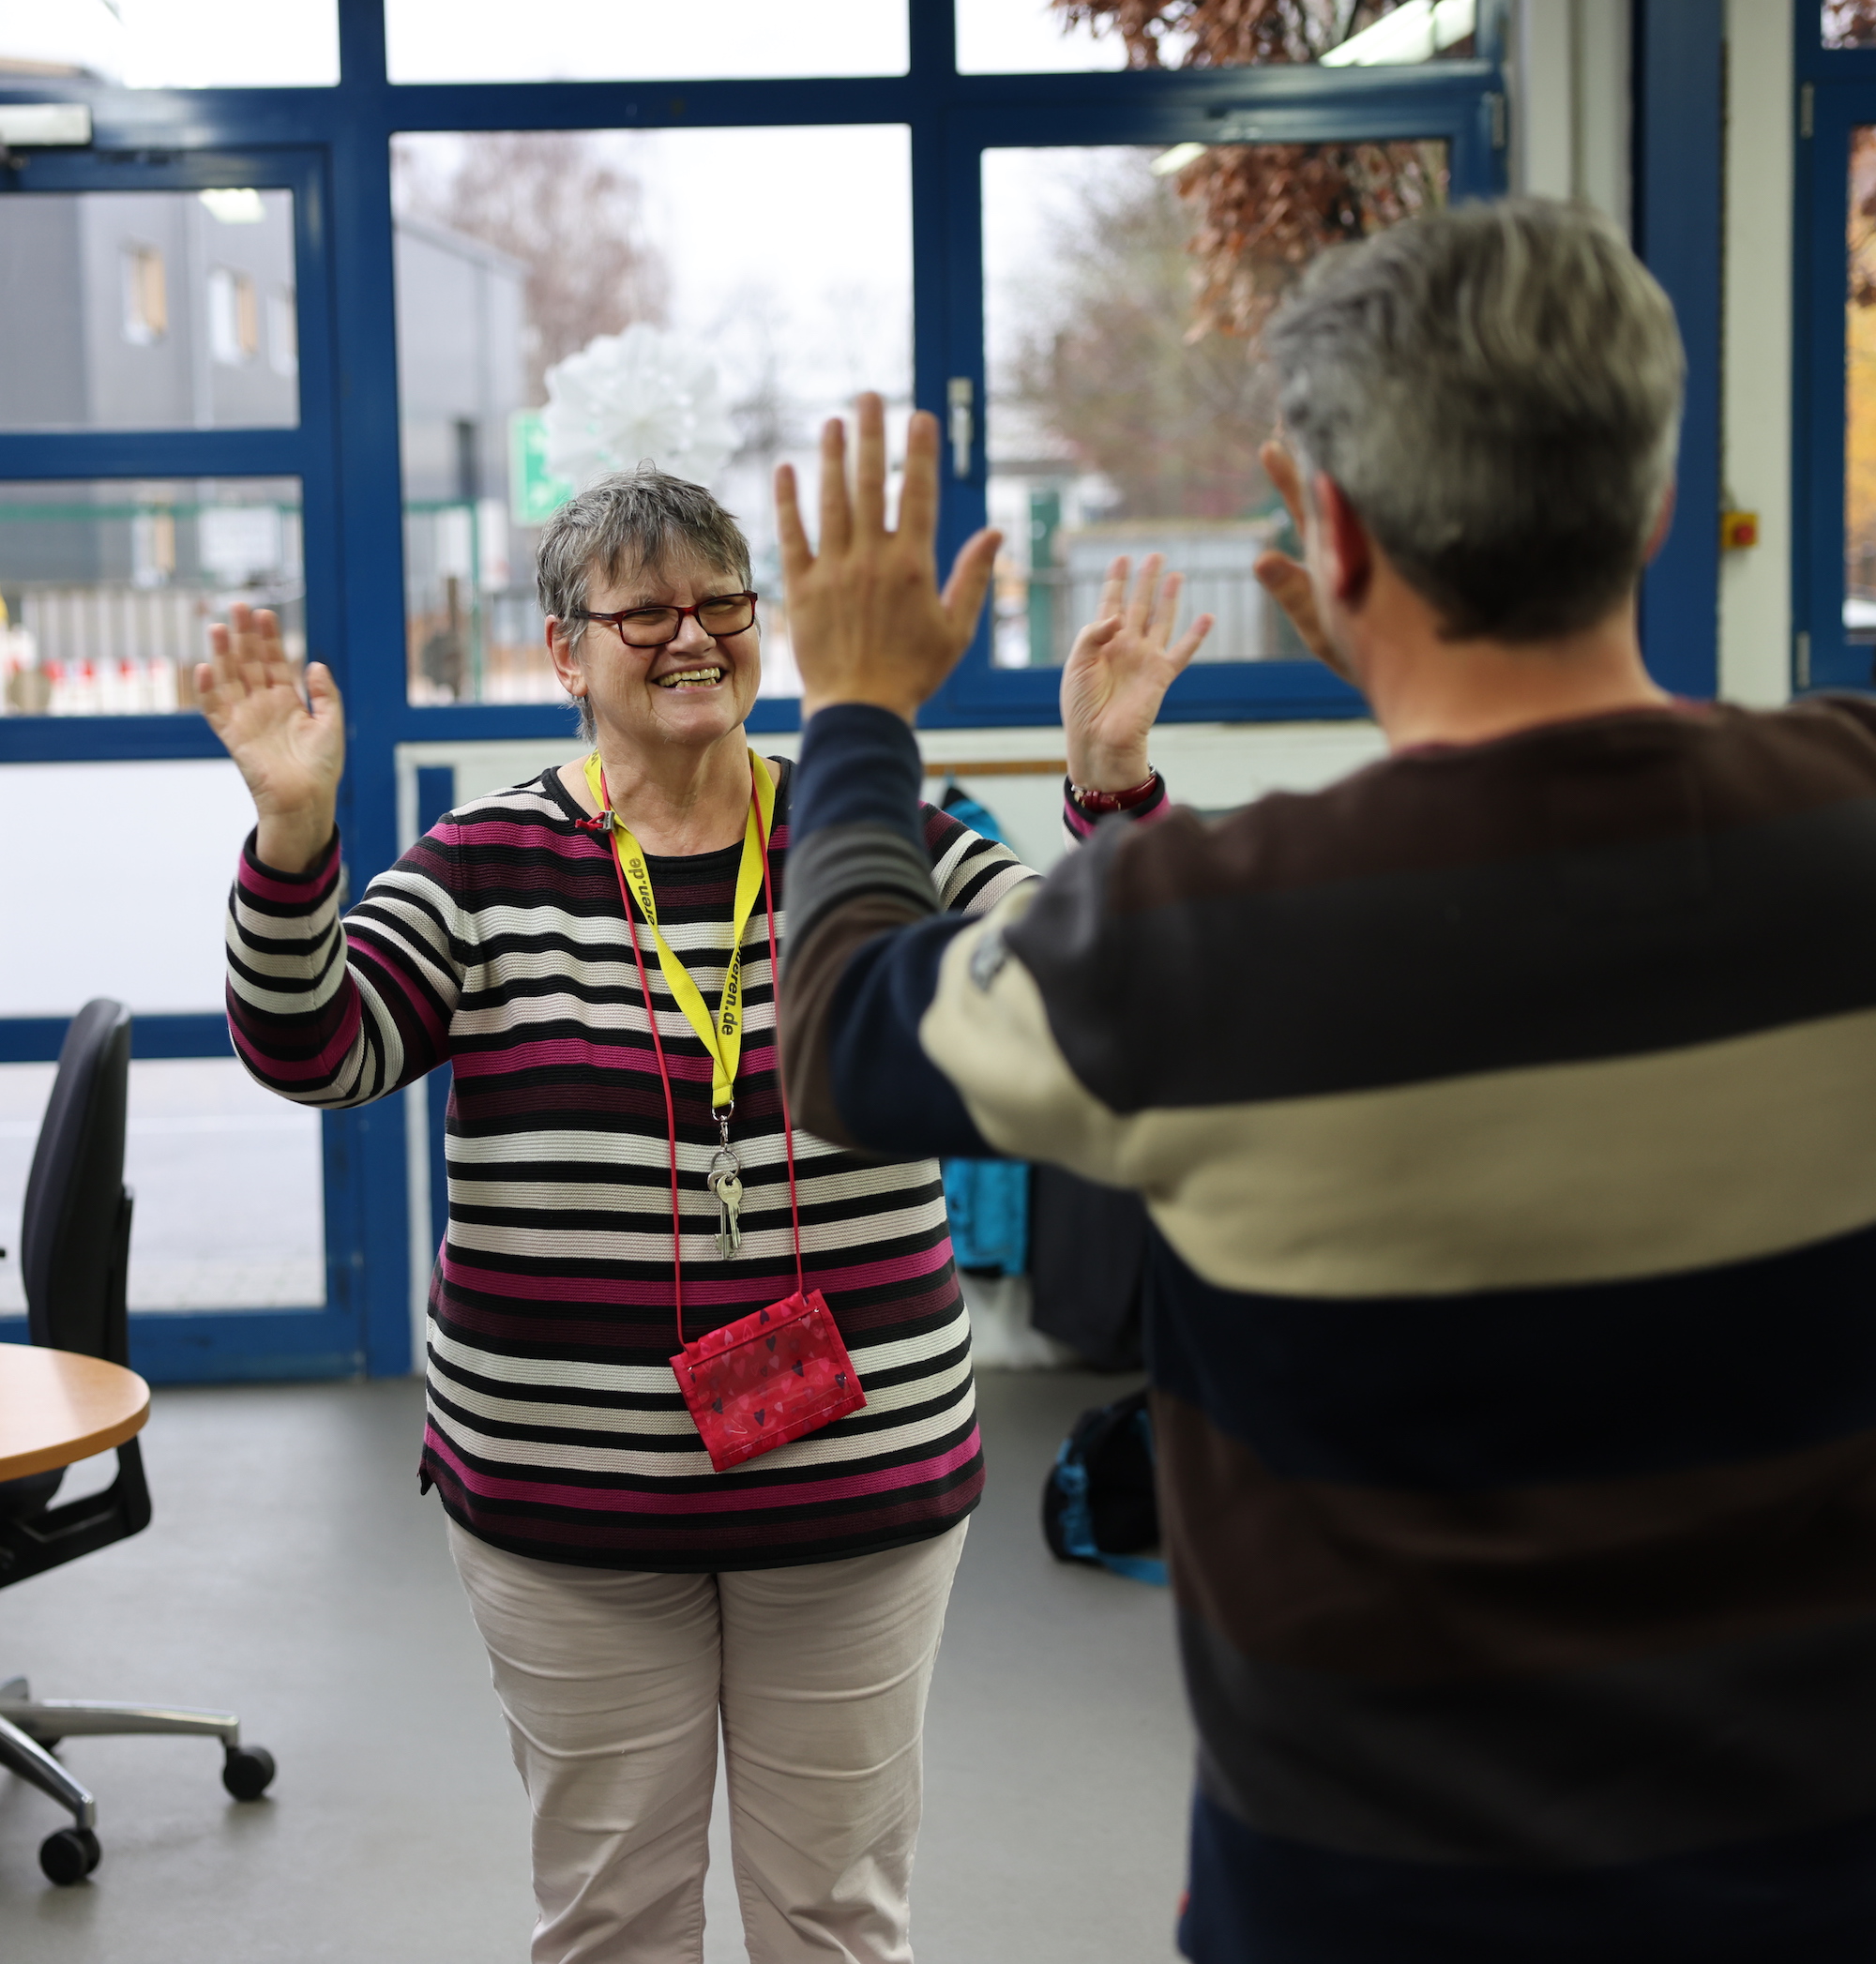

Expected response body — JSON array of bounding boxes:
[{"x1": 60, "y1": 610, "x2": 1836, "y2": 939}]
[
  {"x1": 1353, "y1": 595, "x2": 1672, "y2": 751},
  {"x1": 564, "y1": 727, "x2": 752, "y2": 856}
]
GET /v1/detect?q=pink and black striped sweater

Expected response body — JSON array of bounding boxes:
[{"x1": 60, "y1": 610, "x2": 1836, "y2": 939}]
[{"x1": 222, "y1": 756, "x2": 1047, "y2": 1569}]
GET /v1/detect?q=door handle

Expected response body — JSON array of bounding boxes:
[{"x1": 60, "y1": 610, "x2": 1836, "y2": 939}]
[{"x1": 947, "y1": 377, "x2": 974, "y2": 479}]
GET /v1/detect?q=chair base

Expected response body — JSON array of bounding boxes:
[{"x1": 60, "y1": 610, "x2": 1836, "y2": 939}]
[
  {"x1": 0, "y1": 1672, "x2": 267, "y2": 1876},
  {"x1": 0, "y1": 1701, "x2": 95, "y2": 1832}
]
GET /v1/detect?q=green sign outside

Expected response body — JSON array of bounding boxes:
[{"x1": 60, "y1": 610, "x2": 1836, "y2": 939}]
[{"x1": 508, "y1": 411, "x2": 575, "y2": 527}]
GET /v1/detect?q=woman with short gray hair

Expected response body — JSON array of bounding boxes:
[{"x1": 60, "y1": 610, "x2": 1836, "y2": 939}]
[{"x1": 198, "y1": 448, "x2": 1207, "y2": 1960}]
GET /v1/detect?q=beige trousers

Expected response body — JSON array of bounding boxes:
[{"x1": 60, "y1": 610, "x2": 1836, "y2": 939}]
[{"x1": 447, "y1": 1518, "x2": 969, "y2": 1964}]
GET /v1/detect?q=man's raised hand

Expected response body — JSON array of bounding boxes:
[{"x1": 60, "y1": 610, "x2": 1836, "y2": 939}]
[
  {"x1": 196, "y1": 604, "x2": 344, "y2": 874},
  {"x1": 1254, "y1": 439, "x2": 1345, "y2": 677},
  {"x1": 775, "y1": 393, "x2": 1001, "y2": 722}
]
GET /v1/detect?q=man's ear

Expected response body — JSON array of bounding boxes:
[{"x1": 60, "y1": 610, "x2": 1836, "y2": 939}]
[
  {"x1": 1642, "y1": 481, "x2": 1677, "y2": 565},
  {"x1": 1313, "y1": 473, "x2": 1373, "y2": 611}
]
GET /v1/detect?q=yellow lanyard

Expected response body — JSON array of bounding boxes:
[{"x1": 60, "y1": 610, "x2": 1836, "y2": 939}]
[{"x1": 583, "y1": 749, "x2": 778, "y2": 1113}]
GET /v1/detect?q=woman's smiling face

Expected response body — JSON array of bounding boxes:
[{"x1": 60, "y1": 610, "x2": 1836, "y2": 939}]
[{"x1": 551, "y1": 552, "x2": 763, "y2": 757}]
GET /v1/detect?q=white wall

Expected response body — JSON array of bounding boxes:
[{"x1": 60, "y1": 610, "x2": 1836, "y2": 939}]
[
  {"x1": 1575, "y1": 0, "x2": 1634, "y2": 227},
  {"x1": 1513, "y1": 0, "x2": 1793, "y2": 706},
  {"x1": 1513, "y1": 0, "x2": 1575, "y2": 203},
  {"x1": 1719, "y1": 0, "x2": 1795, "y2": 706},
  {"x1": 1510, "y1": 0, "x2": 1631, "y2": 230},
  {"x1": 0, "y1": 755, "x2": 253, "y2": 1016},
  {"x1": 396, "y1": 720, "x2": 1388, "y2": 874}
]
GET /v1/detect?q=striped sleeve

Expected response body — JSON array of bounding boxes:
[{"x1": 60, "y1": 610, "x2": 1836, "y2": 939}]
[
  {"x1": 225, "y1": 823, "x2": 465, "y2": 1108},
  {"x1": 920, "y1": 797, "x2": 1038, "y2": 914}
]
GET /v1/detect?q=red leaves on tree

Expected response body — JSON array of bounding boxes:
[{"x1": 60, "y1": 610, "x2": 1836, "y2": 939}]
[{"x1": 1049, "y1": 1, "x2": 1451, "y2": 339}]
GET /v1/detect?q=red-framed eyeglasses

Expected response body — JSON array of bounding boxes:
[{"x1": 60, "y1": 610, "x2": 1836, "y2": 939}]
[{"x1": 570, "y1": 591, "x2": 760, "y2": 649}]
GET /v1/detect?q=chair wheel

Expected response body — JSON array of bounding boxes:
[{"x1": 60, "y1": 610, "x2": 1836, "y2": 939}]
[
  {"x1": 39, "y1": 1826, "x2": 100, "y2": 1885},
  {"x1": 221, "y1": 1745, "x2": 275, "y2": 1801}
]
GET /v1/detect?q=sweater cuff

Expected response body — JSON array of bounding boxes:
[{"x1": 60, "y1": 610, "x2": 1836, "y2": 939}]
[
  {"x1": 238, "y1": 825, "x2": 341, "y2": 901},
  {"x1": 1062, "y1": 773, "x2": 1172, "y2": 843}
]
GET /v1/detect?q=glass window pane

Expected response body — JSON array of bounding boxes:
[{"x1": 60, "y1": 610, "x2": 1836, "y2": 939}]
[
  {"x1": 1852, "y1": 128, "x2": 1876, "y2": 640},
  {"x1": 958, "y1": 0, "x2": 1475, "y2": 72},
  {"x1": 0, "y1": 0, "x2": 338, "y2": 87},
  {"x1": 392, "y1": 128, "x2": 912, "y2": 706},
  {"x1": 0, "y1": 476, "x2": 304, "y2": 718},
  {"x1": 0, "y1": 1058, "x2": 325, "y2": 1315},
  {"x1": 0, "y1": 189, "x2": 298, "y2": 431},
  {"x1": 958, "y1": 0, "x2": 1146, "y2": 71},
  {"x1": 983, "y1": 143, "x2": 1445, "y2": 667},
  {"x1": 385, "y1": 0, "x2": 906, "y2": 83},
  {"x1": 0, "y1": 759, "x2": 256, "y2": 1014},
  {"x1": 1824, "y1": 3, "x2": 1876, "y2": 50}
]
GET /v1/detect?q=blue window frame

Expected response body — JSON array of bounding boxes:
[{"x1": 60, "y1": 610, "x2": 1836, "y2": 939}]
[
  {"x1": 1796, "y1": 3, "x2": 1876, "y2": 695},
  {"x1": 0, "y1": 0, "x2": 1514, "y2": 1380}
]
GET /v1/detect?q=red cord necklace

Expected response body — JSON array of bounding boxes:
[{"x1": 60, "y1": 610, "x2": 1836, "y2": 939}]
[{"x1": 587, "y1": 756, "x2": 859, "y2": 1472}]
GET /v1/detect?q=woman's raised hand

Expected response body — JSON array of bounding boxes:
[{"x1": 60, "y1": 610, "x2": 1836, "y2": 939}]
[
  {"x1": 196, "y1": 604, "x2": 344, "y2": 874},
  {"x1": 1060, "y1": 554, "x2": 1213, "y2": 793},
  {"x1": 776, "y1": 392, "x2": 1001, "y2": 722}
]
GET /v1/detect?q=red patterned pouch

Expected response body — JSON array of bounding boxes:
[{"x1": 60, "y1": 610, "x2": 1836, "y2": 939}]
[{"x1": 671, "y1": 1288, "x2": 867, "y2": 1473}]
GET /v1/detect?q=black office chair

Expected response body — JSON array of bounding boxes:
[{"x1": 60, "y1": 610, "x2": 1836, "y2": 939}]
[{"x1": 0, "y1": 999, "x2": 275, "y2": 1885}]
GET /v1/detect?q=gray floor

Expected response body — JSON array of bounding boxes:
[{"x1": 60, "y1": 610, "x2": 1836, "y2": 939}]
[{"x1": 1, "y1": 1371, "x2": 1191, "y2": 1962}]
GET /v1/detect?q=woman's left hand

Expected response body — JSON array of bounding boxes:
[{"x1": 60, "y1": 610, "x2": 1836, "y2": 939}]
[{"x1": 1061, "y1": 554, "x2": 1213, "y2": 792}]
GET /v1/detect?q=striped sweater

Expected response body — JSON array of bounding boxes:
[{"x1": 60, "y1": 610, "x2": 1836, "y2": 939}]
[
  {"x1": 781, "y1": 699, "x2": 1876, "y2": 1962},
  {"x1": 224, "y1": 756, "x2": 1038, "y2": 1570}
]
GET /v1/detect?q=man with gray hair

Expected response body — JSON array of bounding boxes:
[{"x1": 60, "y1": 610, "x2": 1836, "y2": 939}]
[{"x1": 775, "y1": 199, "x2": 1876, "y2": 1959}]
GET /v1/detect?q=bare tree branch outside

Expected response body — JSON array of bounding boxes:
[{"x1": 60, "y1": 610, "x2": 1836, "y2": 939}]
[{"x1": 393, "y1": 132, "x2": 670, "y2": 401}]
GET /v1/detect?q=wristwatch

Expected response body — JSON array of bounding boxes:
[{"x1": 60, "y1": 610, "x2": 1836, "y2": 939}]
[{"x1": 1067, "y1": 768, "x2": 1160, "y2": 816}]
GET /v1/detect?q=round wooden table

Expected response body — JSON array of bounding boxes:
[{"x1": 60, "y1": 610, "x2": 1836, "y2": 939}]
[{"x1": 0, "y1": 1344, "x2": 149, "y2": 1482}]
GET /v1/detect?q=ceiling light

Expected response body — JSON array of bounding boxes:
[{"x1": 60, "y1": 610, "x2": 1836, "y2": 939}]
[
  {"x1": 1151, "y1": 142, "x2": 1209, "y2": 176},
  {"x1": 1321, "y1": 0, "x2": 1475, "y2": 68},
  {"x1": 199, "y1": 188, "x2": 266, "y2": 225}
]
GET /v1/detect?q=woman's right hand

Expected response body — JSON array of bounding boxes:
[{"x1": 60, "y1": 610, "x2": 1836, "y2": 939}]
[
  {"x1": 1061, "y1": 553, "x2": 1212, "y2": 792},
  {"x1": 196, "y1": 603, "x2": 345, "y2": 875}
]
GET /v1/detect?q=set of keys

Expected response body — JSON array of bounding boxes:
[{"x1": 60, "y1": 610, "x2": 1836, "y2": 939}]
[{"x1": 707, "y1": 1144, "x2": 745, "y2": 1260}]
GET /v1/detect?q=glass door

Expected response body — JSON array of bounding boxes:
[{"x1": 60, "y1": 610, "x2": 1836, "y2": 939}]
[{"x1": 0, "y1": 144, "x2": 361, "y2": 1382}]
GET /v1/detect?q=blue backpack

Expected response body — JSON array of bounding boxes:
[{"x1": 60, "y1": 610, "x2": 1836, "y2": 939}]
[{"x1": 1040, "y1": 1388, "x2": 1168, "y2": 1586}]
